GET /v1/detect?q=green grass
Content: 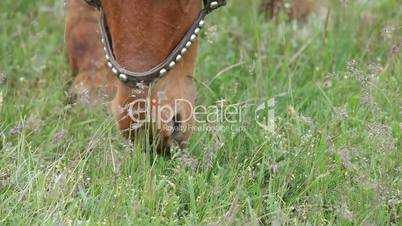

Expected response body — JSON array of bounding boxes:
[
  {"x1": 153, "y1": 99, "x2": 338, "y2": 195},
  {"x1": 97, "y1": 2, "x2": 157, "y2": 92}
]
[{"x1": 0, "y1": 0, "x2": 401, "y2": 225}]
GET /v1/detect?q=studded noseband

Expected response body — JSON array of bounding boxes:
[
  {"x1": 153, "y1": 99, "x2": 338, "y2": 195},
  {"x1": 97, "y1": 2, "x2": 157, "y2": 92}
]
[{"x1": 83, "y1": 0, "x2": 226, "y2": 86}]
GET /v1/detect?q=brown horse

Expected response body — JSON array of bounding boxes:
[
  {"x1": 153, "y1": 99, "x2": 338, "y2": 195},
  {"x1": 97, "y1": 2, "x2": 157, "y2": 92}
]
[{"x1": 65, "y1": 0, "x2": 224, "y2": 150}]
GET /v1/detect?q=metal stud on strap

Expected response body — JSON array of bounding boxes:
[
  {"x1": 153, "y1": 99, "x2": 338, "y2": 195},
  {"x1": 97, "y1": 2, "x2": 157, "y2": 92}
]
[
  {"x1": 204, "y1": 0, "x2": 226, "y2": 13},
  {"x1": 210, "y1": 1, "x2": 219, "y2": 9}
]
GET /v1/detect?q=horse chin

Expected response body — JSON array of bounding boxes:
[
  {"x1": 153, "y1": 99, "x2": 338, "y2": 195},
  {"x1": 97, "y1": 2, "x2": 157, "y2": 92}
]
[
  {"x1": 112, "y1": 109, "x2": 193, "y2": 153},
  {"x1": 111, "y1": 73, "x2": 196, "y2": 152}
]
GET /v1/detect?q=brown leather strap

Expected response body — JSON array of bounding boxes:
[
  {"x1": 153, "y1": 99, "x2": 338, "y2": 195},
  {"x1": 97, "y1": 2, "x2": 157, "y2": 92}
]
[
  {"x1": 100, "y1": 9, "x2": 208, "y2": 86},
  {"x1": 83, "y1": 0, "x2": 226, "y2": 87},
  {"x1": 83, "y1": 0, "x2": 101, "y2": 9}
]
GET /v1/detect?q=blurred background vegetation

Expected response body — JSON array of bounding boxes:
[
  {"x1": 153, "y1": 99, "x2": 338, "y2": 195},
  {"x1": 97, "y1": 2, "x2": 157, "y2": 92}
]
[{"x1": 0, "y1": 0, "x2": 401, "y2": 225}]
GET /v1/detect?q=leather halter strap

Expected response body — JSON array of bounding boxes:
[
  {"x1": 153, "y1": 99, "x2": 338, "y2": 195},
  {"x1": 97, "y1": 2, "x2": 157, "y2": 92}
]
[
  {"x1": 85, "y1": 0, "x2": 226, "y2": 13},
  {"x1": 84, "y1": 0, "x2": 226, "y2": 87}
]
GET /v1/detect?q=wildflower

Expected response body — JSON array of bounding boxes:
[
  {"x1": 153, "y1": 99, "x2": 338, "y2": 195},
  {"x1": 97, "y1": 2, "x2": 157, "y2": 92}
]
[
  {"x1": 25, "y1": 114, "x2": 42, "y2": 132},
  {"x1": 54, "y1": 173, "x2": 67, "y2": 191},
  {"x1": 390, "y1": 44, "x2": 400, "y2": 56},
  {"x1": 52, "y1": 130, "x2": 66, "y2": 144},
  {"x1": 346, "y1": 60, "x2": 383, "y2": 113},
  {"x1": 381, "y1": 25, "x2": 396, "y2": 40},
  {"x1": 367, "y1": 122, "x2": 396, "y2": 152},
  {"x1": 334, "y1": 107, "x2": 348, "y2": 121},
  {"x1": 346, "y1": 60, "x2": 364, "y2": 81},
  {"x1": 321, "y1": 75, "x2": 334, "y2": 88},
  {"x1": 337, "y1": 203, "x2": 354, "y2": 221},
  {"x1": 175, "y1": 149, "x2": 198, "y2": 172},
  {"x1": 10, "y1": 123, "x2": 23, "y2": 135}
]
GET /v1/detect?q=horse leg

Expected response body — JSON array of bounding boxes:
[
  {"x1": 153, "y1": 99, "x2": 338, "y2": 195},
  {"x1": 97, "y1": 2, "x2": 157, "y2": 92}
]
[{"x1": 65, "y1": 0, "x2": 117, "y2": 104}]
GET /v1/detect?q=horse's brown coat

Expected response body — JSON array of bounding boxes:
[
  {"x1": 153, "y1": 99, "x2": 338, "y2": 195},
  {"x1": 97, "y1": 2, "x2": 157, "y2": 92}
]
[{"x1": 66, "y1": 0, "x2": 200, "y2": 149}]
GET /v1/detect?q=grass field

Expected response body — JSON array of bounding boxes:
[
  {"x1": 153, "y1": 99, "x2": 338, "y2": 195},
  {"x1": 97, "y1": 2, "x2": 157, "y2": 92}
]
[{"x1": 0, "y1": 0, "x2": 401, "y2": 225}]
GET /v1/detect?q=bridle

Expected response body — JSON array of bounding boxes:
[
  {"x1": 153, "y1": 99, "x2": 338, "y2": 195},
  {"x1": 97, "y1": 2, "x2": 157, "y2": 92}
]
[{"x1": 84, "y1": 0, "x2": 226, "y2": 87}]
